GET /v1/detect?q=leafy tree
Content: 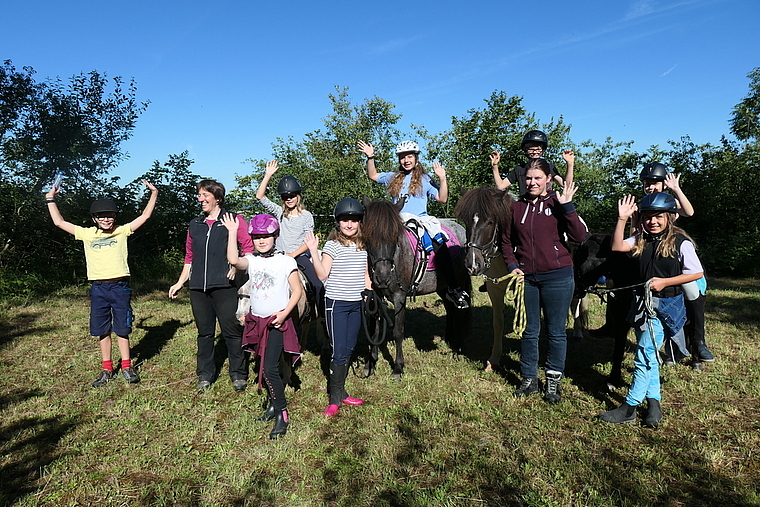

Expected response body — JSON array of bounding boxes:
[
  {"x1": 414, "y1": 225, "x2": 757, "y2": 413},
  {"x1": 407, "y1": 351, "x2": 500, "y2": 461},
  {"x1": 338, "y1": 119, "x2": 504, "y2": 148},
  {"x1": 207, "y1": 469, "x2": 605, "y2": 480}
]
[
  {"x1": 419, "y1": 90, "x2": 573, "y2": 217},
  {"x1": 231, "y1": 87, "x2": 404, "y2": 235},
  {"x1": 729, "y1": 67, "x2": 760, "y2": 142}
]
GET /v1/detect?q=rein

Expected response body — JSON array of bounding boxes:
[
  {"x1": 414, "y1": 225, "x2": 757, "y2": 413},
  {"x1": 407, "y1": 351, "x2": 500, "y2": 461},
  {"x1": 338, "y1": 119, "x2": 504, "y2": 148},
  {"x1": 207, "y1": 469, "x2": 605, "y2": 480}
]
[{"x1": 361, "y1": 289, "x2": 394, "y2": 346}]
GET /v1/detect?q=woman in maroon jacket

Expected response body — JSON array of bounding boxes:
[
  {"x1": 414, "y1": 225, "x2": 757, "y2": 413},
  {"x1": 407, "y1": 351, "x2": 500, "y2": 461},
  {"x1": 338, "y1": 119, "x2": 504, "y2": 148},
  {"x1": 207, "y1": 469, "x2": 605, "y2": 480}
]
[{"x1": 501, "y1": 158, "x2": 587, "y2": 404}]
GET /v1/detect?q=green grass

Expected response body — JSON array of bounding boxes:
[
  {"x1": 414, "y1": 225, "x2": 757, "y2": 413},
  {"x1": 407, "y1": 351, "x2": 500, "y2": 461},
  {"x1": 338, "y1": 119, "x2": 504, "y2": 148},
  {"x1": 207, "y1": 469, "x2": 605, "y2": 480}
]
[{"x1": 0, "y1": 278, "x2": 758, "y2": 506}]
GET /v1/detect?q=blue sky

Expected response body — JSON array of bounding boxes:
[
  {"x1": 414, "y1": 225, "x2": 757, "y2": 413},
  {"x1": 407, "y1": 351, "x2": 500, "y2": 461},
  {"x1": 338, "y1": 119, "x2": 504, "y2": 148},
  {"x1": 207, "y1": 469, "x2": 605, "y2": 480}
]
[{"x1": 3, "y1": 0, "x2": 758, "y2": 190}]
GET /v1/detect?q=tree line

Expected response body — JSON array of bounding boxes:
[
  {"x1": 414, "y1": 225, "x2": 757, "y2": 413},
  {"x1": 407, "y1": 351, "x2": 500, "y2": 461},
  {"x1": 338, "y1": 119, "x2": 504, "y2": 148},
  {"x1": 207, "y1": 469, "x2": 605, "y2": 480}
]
[{"x1": 2, "y1": 59, "x2": 759, "y2": 300}]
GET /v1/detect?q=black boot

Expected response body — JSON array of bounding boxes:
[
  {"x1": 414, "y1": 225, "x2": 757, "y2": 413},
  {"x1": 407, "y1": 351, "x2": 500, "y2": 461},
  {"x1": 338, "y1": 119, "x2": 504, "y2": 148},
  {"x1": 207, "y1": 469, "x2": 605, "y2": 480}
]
[
  {"x1": 643, "y1": 398, "x2": 663, "y2": 428},
  {"x1": 686, "y1": 295, "x2": 715, "y2": 363},
  {"x1": 269, "y1": 409, "x2": 289, "y2": 439},
  {"x1": 256, "y1": 399, "x2": 276, "y2": 422},
  {"x1": 329, "y1": 362, "x2": 348, "y2": 406},
  {"x1": 598, "y1": 402, "x2": 637, "y2": 424}
]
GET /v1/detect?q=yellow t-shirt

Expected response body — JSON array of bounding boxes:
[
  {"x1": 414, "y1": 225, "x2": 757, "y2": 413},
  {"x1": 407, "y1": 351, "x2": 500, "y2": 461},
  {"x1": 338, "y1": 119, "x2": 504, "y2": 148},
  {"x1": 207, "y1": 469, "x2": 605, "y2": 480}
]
[{"x1": 73, "y1": 225, "x2": 133, "y2": 280}]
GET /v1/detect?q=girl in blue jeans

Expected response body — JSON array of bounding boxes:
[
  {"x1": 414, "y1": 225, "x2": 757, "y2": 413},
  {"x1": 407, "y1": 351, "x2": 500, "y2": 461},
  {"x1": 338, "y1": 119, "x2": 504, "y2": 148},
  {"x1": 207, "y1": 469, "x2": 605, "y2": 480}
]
[
  {"x1": 598, "y1": 192, "x2": 703, "y2": 427},
  {"x1": 500, "y1": 159, "x2": 587, "y2": 404}
]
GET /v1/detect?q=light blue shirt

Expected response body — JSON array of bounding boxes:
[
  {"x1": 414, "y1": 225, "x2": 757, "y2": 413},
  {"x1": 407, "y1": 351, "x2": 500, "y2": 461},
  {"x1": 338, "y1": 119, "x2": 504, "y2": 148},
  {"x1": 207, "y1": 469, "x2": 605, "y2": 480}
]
[{"x1": 376, "y1": 172, "x2": 439, "y2": 216}]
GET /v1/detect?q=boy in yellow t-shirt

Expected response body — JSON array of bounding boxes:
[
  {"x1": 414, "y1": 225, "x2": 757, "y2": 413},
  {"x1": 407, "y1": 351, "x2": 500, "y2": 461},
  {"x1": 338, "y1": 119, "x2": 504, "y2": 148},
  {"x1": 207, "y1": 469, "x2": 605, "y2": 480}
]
[{"x1": 45, "y1": 181, "x2": 158, "y2": 386}]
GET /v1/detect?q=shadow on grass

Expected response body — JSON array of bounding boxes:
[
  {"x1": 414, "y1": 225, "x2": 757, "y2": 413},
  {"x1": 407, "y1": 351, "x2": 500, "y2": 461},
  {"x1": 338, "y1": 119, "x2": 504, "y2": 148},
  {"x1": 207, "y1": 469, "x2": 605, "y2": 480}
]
[
  {"x1": 131, "y1": 317, "x2": 191, "y2": 364},
  {"x1": 0, "y1": 389, "x2": 80, "y2": 506},
  {"x1": 0, "y1": 311, "x2": 56, "y2": 351}
]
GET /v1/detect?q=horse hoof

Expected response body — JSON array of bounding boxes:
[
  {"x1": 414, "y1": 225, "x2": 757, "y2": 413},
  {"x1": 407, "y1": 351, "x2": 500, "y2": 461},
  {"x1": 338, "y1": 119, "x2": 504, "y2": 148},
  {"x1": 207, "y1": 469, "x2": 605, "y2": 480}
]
[
  {"x1": 484, "y1": 361, "x2": 498, "y2": 373},
  {"x1": 391, "y1": 373, "x2": 402, "y2": 382}
]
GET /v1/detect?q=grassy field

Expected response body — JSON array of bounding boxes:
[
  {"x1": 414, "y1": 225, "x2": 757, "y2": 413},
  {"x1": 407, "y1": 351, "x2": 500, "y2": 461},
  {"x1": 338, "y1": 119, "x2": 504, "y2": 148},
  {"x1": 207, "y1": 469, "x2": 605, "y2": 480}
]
[{"x1": 0, "y1": 277, "x2": 758, "y2": 507}]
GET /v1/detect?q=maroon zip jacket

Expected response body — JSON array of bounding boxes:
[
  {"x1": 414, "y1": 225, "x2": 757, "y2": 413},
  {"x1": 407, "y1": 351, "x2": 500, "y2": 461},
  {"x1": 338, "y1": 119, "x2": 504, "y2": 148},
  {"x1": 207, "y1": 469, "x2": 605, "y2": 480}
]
[{"x1": 500, "y1": 192, "x2": 588, "y2": 278}]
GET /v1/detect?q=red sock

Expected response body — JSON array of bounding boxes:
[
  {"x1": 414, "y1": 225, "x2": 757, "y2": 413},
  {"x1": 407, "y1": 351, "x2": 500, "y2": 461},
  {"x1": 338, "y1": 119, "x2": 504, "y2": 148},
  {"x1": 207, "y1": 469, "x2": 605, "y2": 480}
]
[
  {"x1": 102, "y1": 360, "x2": 113, "y2": 372},
  {"x1": 121, "y1": 359, "x2": 132, "y2": 370}
]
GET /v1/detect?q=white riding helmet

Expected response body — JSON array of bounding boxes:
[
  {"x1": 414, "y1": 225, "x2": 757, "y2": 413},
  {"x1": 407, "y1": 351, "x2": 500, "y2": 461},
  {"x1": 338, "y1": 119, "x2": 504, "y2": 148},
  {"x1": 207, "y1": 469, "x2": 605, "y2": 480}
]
[{"x1": 396, "y1": 140, "x2": 420, "y2": 155}]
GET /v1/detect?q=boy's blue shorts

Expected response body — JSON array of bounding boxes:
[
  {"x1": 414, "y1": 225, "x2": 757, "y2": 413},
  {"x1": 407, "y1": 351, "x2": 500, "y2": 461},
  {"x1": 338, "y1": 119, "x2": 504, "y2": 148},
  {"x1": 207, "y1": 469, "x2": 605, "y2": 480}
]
[{"x1": 89, "y1": 279, "x2": 133, "y2": 337}]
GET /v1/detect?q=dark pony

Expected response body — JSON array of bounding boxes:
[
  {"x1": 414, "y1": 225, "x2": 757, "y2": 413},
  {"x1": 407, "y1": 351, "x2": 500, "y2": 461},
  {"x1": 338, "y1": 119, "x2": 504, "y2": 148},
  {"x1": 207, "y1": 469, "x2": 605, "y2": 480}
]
[
  {"x1": 361, "y1": 197, "x2": 472, "y2": 378},
  {"x1": 454, "y1": 187, "x2": 514, "y2": 370}
]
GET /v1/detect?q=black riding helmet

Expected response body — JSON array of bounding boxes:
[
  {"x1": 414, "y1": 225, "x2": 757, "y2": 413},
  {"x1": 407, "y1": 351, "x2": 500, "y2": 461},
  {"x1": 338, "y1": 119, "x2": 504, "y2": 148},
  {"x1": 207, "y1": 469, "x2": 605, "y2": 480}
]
[
  {"x1": 333, "y1": 197, "x2": 364, "y2": 220},
  {"x1": 521, "y1": 130, "x2": 548, "y2": 149},
  {"x1": 639, "y1": 191, "x2": 677, "y2": 213},
  {"x1": 277, "y1": 175, "x2": 302, "y2": 196},
  {"x1": 639, "y1": 162, "x2": 669, "y2": 181},
  {"x1": 90, "y1": 199, "x2": 118, "y2": 215}
]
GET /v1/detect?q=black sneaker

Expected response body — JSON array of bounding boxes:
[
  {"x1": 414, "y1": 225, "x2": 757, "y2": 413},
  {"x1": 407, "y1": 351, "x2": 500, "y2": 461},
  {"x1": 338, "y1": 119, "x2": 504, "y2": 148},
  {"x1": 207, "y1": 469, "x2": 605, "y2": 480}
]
[
  {"x1": 514, "y1": 377, "x2": 540, "y2": 397},
  {"x1": 122, "y1": 367, "x2": 140, "y2": 384},
  {"x1": 92, "y1": 369, "x2": 114, "y2": 387},
  {"x1": 445, "y1": 288, "x2": 470, "y2": 309},
  {"x1": 543, "y1": 371, "x2": 562, "y2": 404},
  {"x1": 232, "y1": 379, "x2": 248, "y2": 392}
]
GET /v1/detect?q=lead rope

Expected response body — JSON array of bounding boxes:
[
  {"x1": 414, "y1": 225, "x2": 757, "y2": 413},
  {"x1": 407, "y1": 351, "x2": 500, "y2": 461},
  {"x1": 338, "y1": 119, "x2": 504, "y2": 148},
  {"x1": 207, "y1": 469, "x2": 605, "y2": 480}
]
[
  {"x1": 643, "y1": 280, "x2": 661, "y2": 365},
  {"x1": 503, "y1": 273, "x2": 527, "y2": 338}
]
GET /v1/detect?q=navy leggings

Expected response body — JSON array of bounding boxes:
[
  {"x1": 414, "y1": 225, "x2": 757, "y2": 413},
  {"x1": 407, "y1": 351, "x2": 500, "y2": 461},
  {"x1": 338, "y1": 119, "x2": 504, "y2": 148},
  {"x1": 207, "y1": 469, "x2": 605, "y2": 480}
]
[{"x1": 324, "y1": 298, "x2": 361, "y2": 366}]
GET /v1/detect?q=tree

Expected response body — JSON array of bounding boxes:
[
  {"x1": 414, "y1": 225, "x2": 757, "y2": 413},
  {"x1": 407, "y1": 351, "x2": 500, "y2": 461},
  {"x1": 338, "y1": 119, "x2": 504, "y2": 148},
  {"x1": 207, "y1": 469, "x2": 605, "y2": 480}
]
[
  {"x1": 230, "y1": 87, "x2": 404, "y2": 234},
  {"x1": 419, "y1": 90, "x2": 573, "y2": 217},
  {"x1": 729, "y1": 67, "x2": 760, "y2": 142},
  {"x1": 0, "y1": 60, "x2": 149, "y2": 193}
]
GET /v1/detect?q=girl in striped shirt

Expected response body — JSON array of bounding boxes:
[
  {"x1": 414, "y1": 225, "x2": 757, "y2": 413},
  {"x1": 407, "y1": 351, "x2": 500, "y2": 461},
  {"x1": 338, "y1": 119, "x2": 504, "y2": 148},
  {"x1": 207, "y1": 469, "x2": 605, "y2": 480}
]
[{"x1": 304, "y1": 198, "x2": 372, "y2": 417}]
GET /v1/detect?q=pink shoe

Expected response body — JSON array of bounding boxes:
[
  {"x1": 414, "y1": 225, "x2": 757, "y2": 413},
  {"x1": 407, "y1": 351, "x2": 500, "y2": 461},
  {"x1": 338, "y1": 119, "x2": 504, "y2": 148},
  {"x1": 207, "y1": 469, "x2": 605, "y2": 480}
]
[
  {"x1": 342, "y1": 397, "x2": 364, "y2": 406},
  {"x1": 323, "y1": 404, "x2": 340, "y2": 417}
]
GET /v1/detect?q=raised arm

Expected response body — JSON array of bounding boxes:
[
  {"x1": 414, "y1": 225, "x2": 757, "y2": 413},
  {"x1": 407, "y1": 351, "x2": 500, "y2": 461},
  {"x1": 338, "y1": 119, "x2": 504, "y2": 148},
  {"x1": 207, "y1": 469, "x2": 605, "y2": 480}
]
[
  {"x1": 664, "y1": 173, "x2": 694, "y2": 217},
  {"x1": 491, "y1": 151, "x2": 510, "y2": 191},
  {"x1": 221, "y1": 212, "x2": 248, "y2": 271},
  {"x1": 304, "y1": 231, "x2": 332, "y2": 281},
  {"x1": 129, "y1": 180, "x2": 159, "y2": 232},
  {"x1": 44, "y1": 186, "x2": 76, "y2": 235},
  {"x1": 560, "y1": 150, "x2": 575, "y2": 188},
  {"x1": 255, "y1": 160, "x2": 279, "y2": 200},
  {"x1": 358, "y1": 141, "x2": 380, "y2": 182},
  {"x1": 612, "y1": 195, "x2": 637, "y2": 253},
  {"x1": 432, "y1": 161, "x2": 448, "y2": 203}
]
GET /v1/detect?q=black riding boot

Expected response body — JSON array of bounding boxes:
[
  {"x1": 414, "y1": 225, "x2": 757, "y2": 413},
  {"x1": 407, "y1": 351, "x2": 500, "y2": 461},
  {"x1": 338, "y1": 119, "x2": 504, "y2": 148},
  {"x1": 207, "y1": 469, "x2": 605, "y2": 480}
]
[
  {"x1": 269, "y1": 409, "x2": 289, "y2": 439},
  {"x1": 433, "y1": 241, "x2": 469, "y2": 309},
  {"x1": 643, "y1": 398, "x2": 663, "y2": 428},
  {"x1": 598, "y1": 402, "x2": 637, "y2": 424},
  {"x1": 256, "y1": 397, "x2": 276, "y2": 422},
  {"x1": 685, "y1": 295, "x2": 715, "y2": 363},
  {"x1": 329, "y1": 362, "x2": 348, "y2": 406}
]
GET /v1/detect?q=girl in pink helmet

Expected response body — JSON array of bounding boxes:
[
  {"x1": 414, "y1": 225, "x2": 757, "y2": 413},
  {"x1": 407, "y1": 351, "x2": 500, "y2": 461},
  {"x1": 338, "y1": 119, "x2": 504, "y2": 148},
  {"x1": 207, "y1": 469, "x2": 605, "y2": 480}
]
[{"x1": 222, "y1": 213, "x2": 302, "y2": 439}]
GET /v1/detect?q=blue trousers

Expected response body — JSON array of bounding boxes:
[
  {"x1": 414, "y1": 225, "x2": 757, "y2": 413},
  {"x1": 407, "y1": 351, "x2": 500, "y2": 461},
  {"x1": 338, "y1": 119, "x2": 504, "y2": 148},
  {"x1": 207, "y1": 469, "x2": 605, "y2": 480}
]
[
  {"x1": 626, "y1": 317, "x2": 665, "y2": 406},
  {"x1": 520, "y1": 275, "x2": 575, "y2": 378},
  {"x1": 324, "y1": 298, "x2": 361, "y2": 366}
]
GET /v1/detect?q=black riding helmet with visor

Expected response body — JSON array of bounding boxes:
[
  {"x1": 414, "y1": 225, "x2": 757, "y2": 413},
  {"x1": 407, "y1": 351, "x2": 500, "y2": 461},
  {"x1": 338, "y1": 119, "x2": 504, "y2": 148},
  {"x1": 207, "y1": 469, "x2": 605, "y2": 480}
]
[{"x1": 90, "y1": 199, "x2": 118, "y2": 231}]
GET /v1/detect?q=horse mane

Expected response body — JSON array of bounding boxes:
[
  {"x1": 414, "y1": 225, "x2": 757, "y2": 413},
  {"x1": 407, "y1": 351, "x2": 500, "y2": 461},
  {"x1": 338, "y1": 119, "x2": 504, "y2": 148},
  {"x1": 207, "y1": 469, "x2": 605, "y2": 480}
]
[
  {"x1": 362, "y1": 199, "x2": 404, "y2": 248},
  {"x1": 454, "y1": 187, "x2": 513, "y2": 232}
]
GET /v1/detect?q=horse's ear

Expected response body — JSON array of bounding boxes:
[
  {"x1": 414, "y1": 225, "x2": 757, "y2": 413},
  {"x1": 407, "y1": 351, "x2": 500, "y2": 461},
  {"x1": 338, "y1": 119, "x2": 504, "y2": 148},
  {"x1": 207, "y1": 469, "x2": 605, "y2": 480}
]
[
  {"x1": 395, "y1": 196, "x2": 406, "y2": 211},
  {"x1": 362, "y1": 195, "x2": 371, "y2": 208}
]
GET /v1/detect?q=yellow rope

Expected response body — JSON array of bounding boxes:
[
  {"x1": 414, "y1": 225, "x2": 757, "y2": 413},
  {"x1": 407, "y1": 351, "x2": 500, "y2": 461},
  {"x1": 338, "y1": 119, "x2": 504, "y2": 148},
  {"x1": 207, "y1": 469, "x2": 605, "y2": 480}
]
[{"x1": 502, "y1": 273, "x2": 526, "y2": 337}]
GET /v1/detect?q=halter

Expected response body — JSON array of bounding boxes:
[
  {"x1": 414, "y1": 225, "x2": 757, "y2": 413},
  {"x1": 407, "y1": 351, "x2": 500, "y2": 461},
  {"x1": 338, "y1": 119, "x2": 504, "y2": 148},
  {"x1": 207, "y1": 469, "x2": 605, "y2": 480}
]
[{"x1": 464, "y1": 221, "x2": 501, "y2": 271}]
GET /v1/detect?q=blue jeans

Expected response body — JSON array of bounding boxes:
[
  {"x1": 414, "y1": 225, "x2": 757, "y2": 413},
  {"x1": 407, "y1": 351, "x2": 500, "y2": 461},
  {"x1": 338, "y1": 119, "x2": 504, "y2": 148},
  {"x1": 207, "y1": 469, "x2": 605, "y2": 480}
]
[
  {"x1": 626, "y1": 317, "x2": 665, "y2": 406},
  {"x1": 520, "y1": 275, "x2": 575, "y2": 378}
]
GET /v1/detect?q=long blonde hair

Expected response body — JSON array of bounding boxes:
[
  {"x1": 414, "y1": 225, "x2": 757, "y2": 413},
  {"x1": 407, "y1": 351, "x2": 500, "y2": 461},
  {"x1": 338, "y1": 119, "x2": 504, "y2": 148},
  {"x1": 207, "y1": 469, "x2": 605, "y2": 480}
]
[
  {"x1": 282, "y1": 194, "x2": 305, "y2": 218},
  {"x1": 631, "y1": 212, "x2": 696, "y2": 258},
  {"x1": 387, "y1": 155, "x2": 427, "y2": 198}
]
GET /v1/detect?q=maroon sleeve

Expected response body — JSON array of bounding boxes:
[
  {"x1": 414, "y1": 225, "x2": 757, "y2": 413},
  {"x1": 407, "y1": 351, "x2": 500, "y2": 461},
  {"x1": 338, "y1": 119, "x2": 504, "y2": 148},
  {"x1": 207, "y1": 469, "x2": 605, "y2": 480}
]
[
  {"x1": 237, "y1": 215, "x2": 254, "y2": 254},
  {"x1": 184, "y1": 229, "x2": 193, "y2": 264}
]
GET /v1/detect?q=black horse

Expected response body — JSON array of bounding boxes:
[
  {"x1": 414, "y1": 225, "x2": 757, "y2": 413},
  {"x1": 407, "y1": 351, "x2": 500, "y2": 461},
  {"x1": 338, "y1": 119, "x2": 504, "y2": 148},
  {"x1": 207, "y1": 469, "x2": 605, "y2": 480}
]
[
  {"x1": 568, "y1": 233, "x2": 637, "y2": 388},
  {"x1": 361, "y1": 197, "x2": 472, "y2": 378}
]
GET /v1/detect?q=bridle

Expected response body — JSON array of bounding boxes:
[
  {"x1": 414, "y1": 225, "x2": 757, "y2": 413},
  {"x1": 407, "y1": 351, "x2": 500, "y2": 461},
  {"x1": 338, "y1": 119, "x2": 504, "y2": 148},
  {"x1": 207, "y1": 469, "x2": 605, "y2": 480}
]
[{"x1": 464, "y1": 221, "x2": 500, "y2": 272}]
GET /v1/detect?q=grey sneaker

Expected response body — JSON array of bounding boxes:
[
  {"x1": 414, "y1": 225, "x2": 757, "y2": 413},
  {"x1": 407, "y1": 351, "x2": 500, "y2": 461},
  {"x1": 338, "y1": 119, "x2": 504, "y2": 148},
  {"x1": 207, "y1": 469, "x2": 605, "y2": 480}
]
[
  {"x1": 543, "y1": 370, "x2": 562, "y2": 404},
  {"x1": 514, "y1": 377, "x2": 540, "y2": 397},
  {"x1": 232, "y1": 379, "x2": 248, "y2": 392},
  {"x1": 92, "y1": 369, "x2": 114, "y2": 387},
  {"x1": 197, "y1": 380, "x2": 212, "y2": 392},
  {"x1": 122, "y1": 366, "x2": 140, "y2": 384}
]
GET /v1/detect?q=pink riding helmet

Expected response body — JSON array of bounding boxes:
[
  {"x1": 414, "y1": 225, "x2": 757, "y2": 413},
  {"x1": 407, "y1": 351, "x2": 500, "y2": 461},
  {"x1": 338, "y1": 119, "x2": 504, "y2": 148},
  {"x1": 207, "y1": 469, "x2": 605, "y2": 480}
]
[{"x1": 248, "y1": 214, "x2": 280, "y2": 236}]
